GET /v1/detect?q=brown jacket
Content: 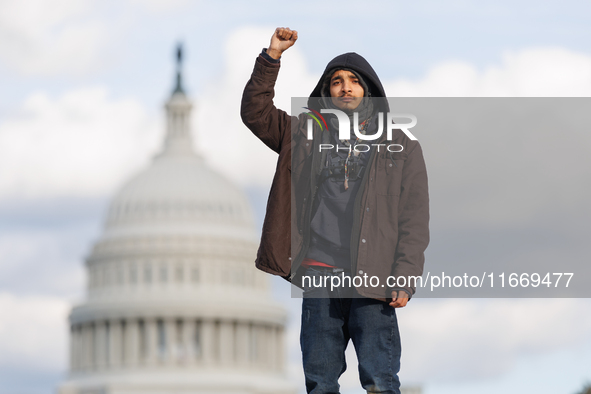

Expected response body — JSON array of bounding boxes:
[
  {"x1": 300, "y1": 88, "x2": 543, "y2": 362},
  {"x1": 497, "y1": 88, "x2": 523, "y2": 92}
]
[{"x1": 240, "y1": 54, "x2": 430, "y2": 299}]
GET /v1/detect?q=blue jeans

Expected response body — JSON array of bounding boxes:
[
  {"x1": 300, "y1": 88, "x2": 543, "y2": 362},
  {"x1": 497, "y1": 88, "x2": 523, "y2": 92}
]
[{"x1": 300, "y1": 267, "x2": 402, "y2": 394}]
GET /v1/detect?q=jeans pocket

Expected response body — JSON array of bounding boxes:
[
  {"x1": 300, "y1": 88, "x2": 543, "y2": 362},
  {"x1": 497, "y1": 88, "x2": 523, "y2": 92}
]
[{"x1": 302, "y1": 268, "x2": 326, "y2": 298}]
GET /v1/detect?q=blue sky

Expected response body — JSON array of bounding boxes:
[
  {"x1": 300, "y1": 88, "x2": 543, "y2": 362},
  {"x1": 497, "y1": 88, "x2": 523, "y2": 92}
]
[{"x1": 1, "y1": 1, "x2": 591, "y2": 393}]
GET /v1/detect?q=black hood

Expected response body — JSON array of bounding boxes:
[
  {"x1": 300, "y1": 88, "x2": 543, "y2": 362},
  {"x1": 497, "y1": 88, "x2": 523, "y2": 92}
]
[{"x1": 307, "y1": 52, "x2": 389, "y2": 112}]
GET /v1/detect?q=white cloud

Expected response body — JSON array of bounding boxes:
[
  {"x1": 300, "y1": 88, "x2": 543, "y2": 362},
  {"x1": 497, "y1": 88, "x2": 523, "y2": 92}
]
[
  {"x1": 0, "y1": 87, "x2": 161, "y2": 201},
  {"x1": 0, "y1": 292, "x2": 69, "y2": 371},
  {"x1": 386, "y1": 47, "x2": 591, "y2": 97},
  {"x1": 417, "y1": 98, "x2": 591, "y2": 230},
  {"x1": 397, "y1": 298, "x2": 591, "y2": 383},
  {"x1": 0, "y1": 0, "x2": 109, "y2": 76}
]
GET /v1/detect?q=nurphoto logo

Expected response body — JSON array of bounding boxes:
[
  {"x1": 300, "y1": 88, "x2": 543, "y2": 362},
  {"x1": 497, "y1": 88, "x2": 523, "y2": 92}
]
[{"x1": 304, "y1": 108, "x2": 418, "y2": 153}]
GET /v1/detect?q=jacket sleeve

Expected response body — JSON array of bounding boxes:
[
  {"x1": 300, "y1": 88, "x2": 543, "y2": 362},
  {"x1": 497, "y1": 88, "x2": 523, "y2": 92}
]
[
  {"x1": 392, "y1": 141, "x2": 430, "y2": 296},
  {"x1": 240, "y1": 54, "x2": 293, "y2": 154}
]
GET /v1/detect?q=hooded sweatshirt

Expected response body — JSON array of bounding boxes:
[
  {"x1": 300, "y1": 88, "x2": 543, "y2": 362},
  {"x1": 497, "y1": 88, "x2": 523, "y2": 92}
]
[{"x1": 303, "y1": 53, "x2": 389, "y2": 269}]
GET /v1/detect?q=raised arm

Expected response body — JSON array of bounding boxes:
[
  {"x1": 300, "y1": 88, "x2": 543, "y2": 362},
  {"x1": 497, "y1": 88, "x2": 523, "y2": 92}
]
[{"x1": 240, "y1": 28, "x2": 299, "y2": 153}]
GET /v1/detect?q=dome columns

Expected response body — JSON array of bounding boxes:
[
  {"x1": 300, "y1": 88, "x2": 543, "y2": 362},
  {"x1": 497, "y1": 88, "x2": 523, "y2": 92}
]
[{"x1": 68, "y1": 318, "x2": 285, "y2": 373}]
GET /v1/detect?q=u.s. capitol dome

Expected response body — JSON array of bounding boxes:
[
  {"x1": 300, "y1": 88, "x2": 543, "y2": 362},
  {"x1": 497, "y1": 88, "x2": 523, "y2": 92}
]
[{"x1": 58, "y1": 47, "x2": 295, "y2": 394}]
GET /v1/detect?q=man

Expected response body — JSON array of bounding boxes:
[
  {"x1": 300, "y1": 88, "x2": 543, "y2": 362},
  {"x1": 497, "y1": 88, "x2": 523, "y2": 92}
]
[{"x1": 241, "y1": 27, "x2": 429, "y2": 394}]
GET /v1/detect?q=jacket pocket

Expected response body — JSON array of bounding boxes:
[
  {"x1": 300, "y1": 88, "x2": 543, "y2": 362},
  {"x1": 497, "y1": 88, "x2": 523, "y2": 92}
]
[{"x1": 376, "y1": 150, "x2": 407, "y2": 196}]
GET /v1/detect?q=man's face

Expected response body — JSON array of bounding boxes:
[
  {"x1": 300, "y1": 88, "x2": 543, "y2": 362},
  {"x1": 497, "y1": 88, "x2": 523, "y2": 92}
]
[{"x1": 329, "y1": 70, "x2": 365, "y2": 111}]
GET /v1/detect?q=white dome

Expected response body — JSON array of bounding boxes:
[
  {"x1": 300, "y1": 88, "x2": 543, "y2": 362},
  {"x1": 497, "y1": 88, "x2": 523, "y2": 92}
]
[{"x1": 103, "y1": 152, "x2": 256, "y2": 241}]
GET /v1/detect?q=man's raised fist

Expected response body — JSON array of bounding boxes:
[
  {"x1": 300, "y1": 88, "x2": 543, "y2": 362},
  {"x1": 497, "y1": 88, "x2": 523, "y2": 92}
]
[{"x1": 267, "y1": 27, "x2": 298, "y2": 60}]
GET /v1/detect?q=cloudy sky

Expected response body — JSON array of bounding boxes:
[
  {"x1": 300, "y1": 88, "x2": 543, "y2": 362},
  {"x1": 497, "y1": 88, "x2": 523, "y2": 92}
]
[{"x1": 1, "y1": 0, "x2": 591, "y2": 393}]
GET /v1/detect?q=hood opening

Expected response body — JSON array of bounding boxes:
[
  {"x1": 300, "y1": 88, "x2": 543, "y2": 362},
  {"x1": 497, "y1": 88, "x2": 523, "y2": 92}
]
[{"x1": 307, "y1": 52, "x2": 389, "y2": 112}]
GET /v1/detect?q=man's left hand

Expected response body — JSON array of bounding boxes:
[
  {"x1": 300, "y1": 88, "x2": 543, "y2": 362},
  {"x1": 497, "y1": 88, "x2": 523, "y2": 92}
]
[{"x1": 389, "y1": 290, "x2": 409, "y2": 308}]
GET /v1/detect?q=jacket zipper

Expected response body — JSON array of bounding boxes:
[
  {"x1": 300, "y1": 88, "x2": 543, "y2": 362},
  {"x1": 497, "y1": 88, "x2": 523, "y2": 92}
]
[{"x1": 349, "y1": 144, "x2": 378, "y2": 274}]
